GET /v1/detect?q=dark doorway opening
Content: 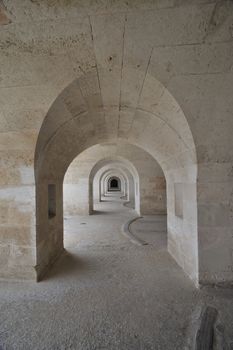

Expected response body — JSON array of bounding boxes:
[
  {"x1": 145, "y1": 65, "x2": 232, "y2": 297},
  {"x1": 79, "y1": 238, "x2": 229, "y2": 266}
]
[
  {"x1": 111, "y1": 179, "x2": 118, "y2": 188},
  {"x1": 108, "y1": 177, "x2": 121, "y2": 191}
]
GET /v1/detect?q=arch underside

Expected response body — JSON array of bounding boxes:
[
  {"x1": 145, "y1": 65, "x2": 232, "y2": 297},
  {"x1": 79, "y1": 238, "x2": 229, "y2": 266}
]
[{"x1": 35, "y1": 68, "x2": 196, "y2": 180}]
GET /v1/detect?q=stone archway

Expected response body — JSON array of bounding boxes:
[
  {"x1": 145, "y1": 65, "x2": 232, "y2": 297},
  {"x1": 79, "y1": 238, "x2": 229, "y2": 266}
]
[{"x1": 35, "y1": 72, "x2": 198, "y2": 285}]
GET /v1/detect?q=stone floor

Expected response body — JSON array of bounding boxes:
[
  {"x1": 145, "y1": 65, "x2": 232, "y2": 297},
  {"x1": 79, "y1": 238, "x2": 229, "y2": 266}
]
[{"x1": 0, "y1": 196, "x2": 233, "y2": 349}]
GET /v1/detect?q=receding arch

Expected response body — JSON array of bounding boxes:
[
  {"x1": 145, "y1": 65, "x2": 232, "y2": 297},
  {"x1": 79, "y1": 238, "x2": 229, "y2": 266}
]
[
  {"x1": 108, "y1": 176, "x2": 121, "y2": 191},
  {"x1": 99, "y1": 169, "x2": 129, "y2": 201},
  {"x1": 89, "y1": 157, "x2": 140, "y2": 215},
  {"x1": 35, "y1": 71, "x2": 198, "y2": 285},
  {"x1": 91, "y1": 163, "x2": 136, "y2": 213},
  {"x1": 63, "y1": 144, "x2": 156, "y2": 217}
]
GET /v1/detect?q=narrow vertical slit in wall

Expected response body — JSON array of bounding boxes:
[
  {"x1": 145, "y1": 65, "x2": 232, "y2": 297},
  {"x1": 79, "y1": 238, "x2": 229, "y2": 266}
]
[{"x1": 48, "y1": 184, "x2": 56, "y2": 219}]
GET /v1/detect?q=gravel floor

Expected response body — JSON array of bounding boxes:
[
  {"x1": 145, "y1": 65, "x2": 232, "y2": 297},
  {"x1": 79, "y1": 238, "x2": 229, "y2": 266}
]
[{"x1": 0, "y1": 197, "x2": 232, "y2": 350}]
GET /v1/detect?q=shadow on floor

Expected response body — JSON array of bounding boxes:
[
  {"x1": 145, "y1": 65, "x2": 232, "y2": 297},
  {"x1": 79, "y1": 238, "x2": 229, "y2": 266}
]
[
  {"x1": 91, "y1": 209, "x2": 117, "y2": 215},
  {"x1": 42, "y1": 250, "x2": 90, "y2": 281}
]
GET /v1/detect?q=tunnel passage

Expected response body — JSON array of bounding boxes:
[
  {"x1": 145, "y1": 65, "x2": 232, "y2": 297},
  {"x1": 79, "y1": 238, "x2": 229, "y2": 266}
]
[{"x1": 108, "y1": 177, "x2": 121, "y2": 191}]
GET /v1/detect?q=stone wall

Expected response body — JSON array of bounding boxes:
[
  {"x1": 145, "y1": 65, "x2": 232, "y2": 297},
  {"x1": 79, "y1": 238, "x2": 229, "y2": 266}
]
[{"x1": 0, "y1": 134, "x2": 36, "y2": 280}]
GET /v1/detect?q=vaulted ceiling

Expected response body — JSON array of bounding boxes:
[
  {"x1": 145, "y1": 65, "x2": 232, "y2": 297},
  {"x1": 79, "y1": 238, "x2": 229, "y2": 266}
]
[{"x1": 0, "y1": 0, "x2": 232, "y2": 176}]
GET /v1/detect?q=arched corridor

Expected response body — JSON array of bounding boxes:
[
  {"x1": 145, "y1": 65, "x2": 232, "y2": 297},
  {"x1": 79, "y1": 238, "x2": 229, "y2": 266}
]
[
  {"x1": 1, "y1": 1, "x2": 233, "y2": 348},
  {"x1": 35, "y1": 70, "x2": 198, "y2": 284}
]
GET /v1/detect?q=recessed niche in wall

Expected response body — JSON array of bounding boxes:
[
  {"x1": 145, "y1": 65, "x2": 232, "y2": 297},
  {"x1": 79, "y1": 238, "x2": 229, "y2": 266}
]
[
  {"x1": 174, "y1": 183, "x2": 183, "y2": 218},
  {"x1": 48, "y1": 184, "x2": 56, "y2": 219}
]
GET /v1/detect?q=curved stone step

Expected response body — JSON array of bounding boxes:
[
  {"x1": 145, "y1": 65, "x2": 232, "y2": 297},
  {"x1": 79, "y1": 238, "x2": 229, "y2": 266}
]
[{"x1": 121, "y1": 216, "x2": 148, "y2": 246}]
